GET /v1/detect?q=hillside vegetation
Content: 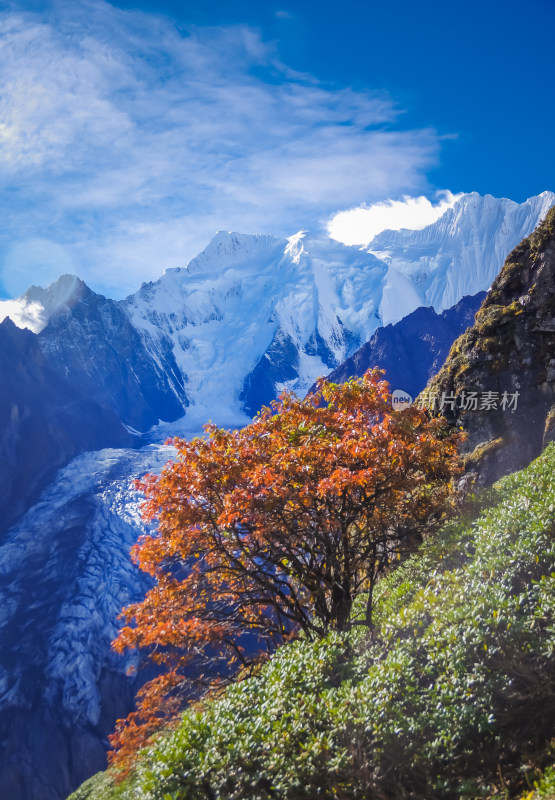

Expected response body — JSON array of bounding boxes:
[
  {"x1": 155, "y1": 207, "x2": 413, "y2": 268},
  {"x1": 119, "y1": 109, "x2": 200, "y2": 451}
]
[{"x1": 69, "y1": 443, "x2": 555, "y2": 799}]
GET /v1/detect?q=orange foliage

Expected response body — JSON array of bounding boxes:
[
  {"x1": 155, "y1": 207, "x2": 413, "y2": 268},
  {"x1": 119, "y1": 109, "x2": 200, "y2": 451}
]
[{"x1": 109, "y1": 369, "x2": 463, "y2": 772}]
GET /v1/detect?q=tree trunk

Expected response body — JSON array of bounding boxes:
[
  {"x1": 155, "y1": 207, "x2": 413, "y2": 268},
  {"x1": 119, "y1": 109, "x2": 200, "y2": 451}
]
[
  {"x1": 365, "y1": 578, "x2": 375, "y2": 631},
  {"x1": 331, "y1": 583, "x2": 352, "y2": 631}
]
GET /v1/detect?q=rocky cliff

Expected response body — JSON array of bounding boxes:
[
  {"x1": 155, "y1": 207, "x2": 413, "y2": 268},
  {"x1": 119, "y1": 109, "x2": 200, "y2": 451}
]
[
  {"x1": 425, "y1": 205, "x2": 555, "y2": 484},
  {"x1": 0, "y1": 318, "x2": 132, "y2": 533},
  {"x1": 0, "y1": 277, "x2": 188, "y2": 534},
  {"x1": 320, "y1": 292, "x2": 485, "y2": 399}
]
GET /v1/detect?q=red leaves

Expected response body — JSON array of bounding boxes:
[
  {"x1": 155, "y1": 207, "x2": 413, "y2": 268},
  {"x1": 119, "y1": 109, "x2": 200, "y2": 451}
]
[
  {"x1": 109, "y1": 368, "x2": 463, "y2": 773},
  {"x1": 108, "y1": 669, "x2": 185, "y2": 779}
]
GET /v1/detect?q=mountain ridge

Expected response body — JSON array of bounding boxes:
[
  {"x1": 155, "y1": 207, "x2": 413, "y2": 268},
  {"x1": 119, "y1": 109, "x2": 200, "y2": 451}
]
[
  {"x1": 0, "y1": 191, "x2": 553, "y2": 800},
  {"x1": 0, "y1": 190, "x2": 551, "y2": 530},
  {"x1": 1, "y1": 192, "x2": 552, "y2": 431},
  {"x1": 317, "y1": 291, "x2": 487, "y2": 397}
]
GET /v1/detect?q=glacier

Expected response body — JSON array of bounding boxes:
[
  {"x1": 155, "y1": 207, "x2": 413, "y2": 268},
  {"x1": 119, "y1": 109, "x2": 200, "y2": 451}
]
[
  {"x1": 0, "y1": 445, "x2": 170, "y2": 800},
  {"x1": 0, "y1": 190, "x2": 553, "y2": 800}
]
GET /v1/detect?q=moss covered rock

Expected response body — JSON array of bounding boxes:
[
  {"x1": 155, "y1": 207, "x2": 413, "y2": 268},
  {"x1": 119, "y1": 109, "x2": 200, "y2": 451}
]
[{"x1": 423, "y1": 204, "x2": 555, "y2": 485}]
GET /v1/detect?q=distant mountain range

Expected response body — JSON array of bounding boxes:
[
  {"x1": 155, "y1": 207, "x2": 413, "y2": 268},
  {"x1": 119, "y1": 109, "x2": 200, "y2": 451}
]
[
  {"x1": 0, "y1": 190, "x2": 553, "y2": 800},
  {"x1": 2, "y1": 192, "x2": 553, "y2": 425},
  {"x1": 0, "y1": 190, "x2": 552, "y2": 533}
]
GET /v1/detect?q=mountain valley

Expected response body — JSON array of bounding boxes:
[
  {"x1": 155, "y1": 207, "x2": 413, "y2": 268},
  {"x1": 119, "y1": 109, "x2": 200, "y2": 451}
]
[{"x1": 0, "y1": 191, "x2": 554, "y2": 800}]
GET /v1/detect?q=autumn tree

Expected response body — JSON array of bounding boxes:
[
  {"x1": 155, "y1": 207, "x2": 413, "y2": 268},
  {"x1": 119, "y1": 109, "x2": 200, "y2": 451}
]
[{"x1": 109, "y1": 369, "x2": 463, "y2": 769}]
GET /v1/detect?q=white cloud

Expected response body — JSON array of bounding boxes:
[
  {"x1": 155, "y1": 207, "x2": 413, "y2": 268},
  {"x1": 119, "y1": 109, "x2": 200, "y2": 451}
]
[
  {"x1": 0, "y1": 0, "x2": 442, "y2": 298},
  {"x1": 327, "y1": 191, "x2": 463, "y2": 246},
  {"x1": 0, "y1": 298, "x2": 47, "y2": 333}
]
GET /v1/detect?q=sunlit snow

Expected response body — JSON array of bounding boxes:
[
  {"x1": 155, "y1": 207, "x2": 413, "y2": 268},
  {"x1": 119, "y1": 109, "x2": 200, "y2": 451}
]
[{"x1": 0, "y1": 190, "x2": 553, "y2": 755}]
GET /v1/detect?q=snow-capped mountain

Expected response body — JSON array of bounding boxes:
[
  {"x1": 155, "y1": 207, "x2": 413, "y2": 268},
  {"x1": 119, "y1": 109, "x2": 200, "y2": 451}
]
[
  {"x1": 0, "y1": 191, "x2": 553, "y2": 800},
  {"x1": 125, "y1": 231, "x2": 388, "y2": 424},
  {"x1": 369, "y1": 190, "x2": 555, "y2": 318},
  {"x1": 0, "y1": 191, "x2": 552, "y2": 531},
  {"x1": 125, "y1": 191, "x2": 555, "y2": 424},
  {"x1": 2, "y1": 192, "x2": 552, "y2": 434}
]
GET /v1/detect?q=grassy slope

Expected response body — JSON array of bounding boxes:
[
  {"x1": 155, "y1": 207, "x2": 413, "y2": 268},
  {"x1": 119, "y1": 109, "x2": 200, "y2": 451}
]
[{"x1": 70, "y1": 444, "x2": 555, "y2": 800}]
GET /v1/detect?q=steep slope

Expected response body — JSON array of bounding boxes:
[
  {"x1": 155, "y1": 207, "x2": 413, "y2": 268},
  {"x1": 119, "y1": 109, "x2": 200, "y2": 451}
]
[
  {"x1": 321, "y1": 292, "x2": 485, "y2": 398},
  {"x1": 368, "y1": 191, "x2": 555, "y2": 316},
  {"x1": 0, "y1": 317, "x2": 132, "y2": 532},
  {"x1": 425, "y1": 205, "x2": 555, "y2": 484},
  {"x1": 70, "y1": 444, "x2": 555, "y2": 800},
  {"x1": 0, "y1": 445, "x2": 169, "y2": 800},
  {"x1": 38, "y1": 276, "x2": 187, "y2": 431},
  {"x1": 0, "y1": 276, "x2": 187, "y2": 533}
]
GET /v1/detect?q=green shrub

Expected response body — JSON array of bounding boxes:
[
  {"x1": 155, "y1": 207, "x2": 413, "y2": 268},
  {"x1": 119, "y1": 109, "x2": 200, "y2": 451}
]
[
  {"x1": 67, "y1": 771, "x2": 120, "y2": 800},
  {"x1": 531, "y1": 766, "x2": 555, "y2": 798},
  {"x1": 70, "y1": 444, "x2": 555, "y2": 800}
]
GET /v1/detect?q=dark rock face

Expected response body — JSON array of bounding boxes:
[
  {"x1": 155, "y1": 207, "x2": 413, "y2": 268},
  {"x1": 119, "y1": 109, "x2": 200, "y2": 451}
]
[
  {"x1": 321, "y1": 293, "x2": 486, "y2": 398},
  {"x1": 0, "y1": 279, "x2": 188, "y2": 534},
  {"x1": 241, "y1": 322, "x2": 361, "y2": 417},
  {"x1": 426, "y1": 204, "x2": 555, "y2": 484},
  {"x1": 38, "y1": 280, "x2": 186, "y2": 432},
  {"x1": 0, "y1": 318, "x2": 132, "y2": 533},
  {"x1": 240, "y1": 330, "x2": 300, "y2": 416}
]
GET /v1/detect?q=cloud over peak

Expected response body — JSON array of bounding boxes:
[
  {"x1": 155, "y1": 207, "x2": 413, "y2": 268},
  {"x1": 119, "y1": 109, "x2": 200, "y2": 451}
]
[
  {"x1": 327, "y1": 192, "x2": 463, "y2": 246},
  {"x1": 0, "y1": 0, "x2": 441, "y2": 297}
]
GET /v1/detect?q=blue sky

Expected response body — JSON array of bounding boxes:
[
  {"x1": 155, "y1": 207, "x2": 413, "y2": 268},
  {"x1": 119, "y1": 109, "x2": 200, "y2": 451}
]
[{"x1": 0, "y1": 0, "x2": 553, "y2": 298}]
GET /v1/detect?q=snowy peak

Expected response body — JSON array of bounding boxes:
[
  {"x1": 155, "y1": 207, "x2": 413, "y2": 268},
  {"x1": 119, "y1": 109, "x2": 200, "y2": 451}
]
[
  {"x1": 185, "y1": 230, "x2": 285, "y2": 275},
  {"x1": 23, "y1": 273, "x2": 86, "y2": 310},
  {"x1": 368, "y1": 191, "x2": 555, "y2": 313},
  {"x1": 0, "y1": 274, "x2": 87, "y2": 334},
  {"x1": 125, "y1": 231, "x2": 388, "y2": 428}
]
